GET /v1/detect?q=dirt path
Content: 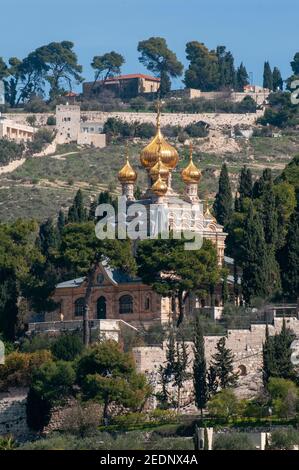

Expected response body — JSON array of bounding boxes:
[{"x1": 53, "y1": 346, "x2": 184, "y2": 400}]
[
  {"x1": 0, "y1": 159, "x2": 26, "y2": 175},
  {"x1": 50, "y1": 151, "x2": 79, "y2": 160}
]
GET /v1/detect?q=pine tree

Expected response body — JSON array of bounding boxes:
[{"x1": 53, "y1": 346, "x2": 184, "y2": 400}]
[
  {"x1": 193, "y1": 317, "x2": 208, "y2": 416},
  {"x1": 68, "y1": 189, "x2": 87, "y2": 223},
  {"x1": 241, "y1": 204, "x2": 269, "y2": 303},
  {"x1": 213, "y1": 163, "x2": 233, "y2": 228},
  {"x1": 211, "y1": 337, "x2": 238, "y2": 389},
  {"x1": 263, "y1": 320, "x2": 295, "y2": 383},
  {"x1": 272, "y1": 66, "x2": 283, "y2": 91},
  {"x1": 263, "y1": 61, "x2": 273, "y2": 90},
  {"x1": 235, "y1": 62, "x2": 249, "y2": 91},
  {"x1": 281, "y1": 208, "x2": 299, "y2": 299}
]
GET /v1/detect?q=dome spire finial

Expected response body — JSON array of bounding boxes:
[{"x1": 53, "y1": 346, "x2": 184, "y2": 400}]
[
  {"x1": 140, "y1": 99, "x2": 179, "y2": 170},
  {"x1": 189, "y1": 142, "x2": 193, "y2": 161},
  {"x1": 156, "y1": 100, "x2": 162, "y2": 130}
]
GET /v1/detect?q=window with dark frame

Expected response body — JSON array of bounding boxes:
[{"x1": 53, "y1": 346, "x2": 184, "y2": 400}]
[{"x1": 119, "y1": 295, "x2": 133, "y2": 314}]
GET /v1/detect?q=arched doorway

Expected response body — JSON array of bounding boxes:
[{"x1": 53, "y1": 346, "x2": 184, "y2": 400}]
[{"x1": 97, "y1": 296, "x2": 106, "y2": 319}]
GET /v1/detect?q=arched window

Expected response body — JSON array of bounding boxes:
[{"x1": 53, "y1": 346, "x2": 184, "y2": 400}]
[
  {"x1": 74, "y1": 298, "x2": 85, "y2": 317},
  {"x1": 238, "y1": 364, "x2": 247, "y2": 376},
  {"x1": 119, "y1": 295, "x2": 133, "y2": 314},
  {"x1": 144, "y1": 296, "x2": 151, "y2": 311}
]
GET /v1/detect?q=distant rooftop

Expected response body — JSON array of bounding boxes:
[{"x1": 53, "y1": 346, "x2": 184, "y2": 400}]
[{"x1": 94, "y1": 73, "x2": 161, "y2": 84}]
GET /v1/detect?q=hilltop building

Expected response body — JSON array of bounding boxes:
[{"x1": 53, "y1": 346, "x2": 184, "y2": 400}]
[
  {"x1": 83, "y1": 73, "x2": 160, "y2": 99},
  {"x1": 56, "y1": 104, "x2": 106, "y2": 148},
  {"x1": 0, "y1": 114, "x2": 36, "y2": 142}
]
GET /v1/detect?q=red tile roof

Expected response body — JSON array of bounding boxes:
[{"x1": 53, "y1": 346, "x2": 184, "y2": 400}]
[{"x1": 106, "y1": 74, "x2": 160, "y2": 82}]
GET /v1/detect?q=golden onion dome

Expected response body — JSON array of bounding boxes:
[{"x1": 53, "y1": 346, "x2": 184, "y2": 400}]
[
  {"x1": 204, "y1": 205, "x2": 217, "y2": 222},
  {"x1": 140, "y1": 103, "x2": 179, "y2": 170},
  {"x1": 181, "y1": 144, "x2": 201, "y2": 184},
  {"x1": 118, "y1": 154, "x2": 137, "y2": 184},
  {"x1": 151, "y1": 173, "x2": 168, "y2": 196},
  {"x1": 150, "y1": 150, "x2": 169, "y2": 182}
]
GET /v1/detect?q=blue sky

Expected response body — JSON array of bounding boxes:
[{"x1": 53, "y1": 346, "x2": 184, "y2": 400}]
[{"x1": 1, "y1": 0, "x2": 298, "y2": 90}]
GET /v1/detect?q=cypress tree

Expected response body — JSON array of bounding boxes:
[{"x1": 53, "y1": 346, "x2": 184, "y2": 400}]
[
  {"x1": 193, "y1": 317, "x2": 208, "y2": 416},
  {"x1": 157, "y1": 328, "x2": 176, "y2": 408},
  {"x1": 38, "y1": 218, "x2": 59, "y2": 260},
  {"x1": 261, "y1": 183, "x2": 278, "y2": 247},
  {"x1": 174, "y1": 337, "x2": 190, "y2": 411},
  {"x1": 88, "y1": 199, "x2": 97, "y2": 221},
  {"x1": 262, "y1": 323, "x2": 275, "y2": 385},
  {"x1": 235, "y1": 62, "x2": 249, "y2": 91},
  {"x1": 239, "y1": 166, "x2": 253, "y2": 200},
  {"x1": 263, "y1": 61, "x2": 273, "y2": 90},
  {"x1": 57, "y1": 210, "x2": 65, "y2": 234},
  {"x1": 252, "y1": 168, "x2": 272, "y2": 199},
  {"x1": 213, "y1": 163, "x2": 233, "y2": 228},
  {"x1": 281, "y1": 208, "x2": 299, "y2": 299},
  {"x1": 211, "y1": 337, "x2": 238, "y2": 389},
  {"x1": 274, "y1": 318, "x2": 294, "y2": 380},
  {"x1": 272, "y1": 66, "x2": 283, "y2": 91},
  {"x1": 68, "y1": 189, "x2": 87, "y2": 223},
  {"x1": 241, "y1": 204, "x2": 269, "y2": 303}
]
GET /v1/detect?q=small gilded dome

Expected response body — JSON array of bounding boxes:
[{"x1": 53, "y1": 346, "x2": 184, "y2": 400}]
[
  {"x1": 140, "y1": 104, "x2": 179, "y2": 170},
  {"x1": 151, "y1": 174, "x2": 168, "y2": 196},
  {"x1": 181, "y1": 145, "x2": 201, "y2": 184},
  {"x1": 204, "y1": 205, "x2": 216, "y2": 222},
  {"x1": 150, "y1": 152, "x2": 169, "y2": 181},
  {"x1": 118, "y1": 155, "x2": 137, "y2": 183}
]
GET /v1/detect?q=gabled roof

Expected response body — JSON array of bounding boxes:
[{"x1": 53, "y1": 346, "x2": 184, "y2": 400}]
[{"x1": 56, "y1": 261, "x2": 141, "y2": 289}]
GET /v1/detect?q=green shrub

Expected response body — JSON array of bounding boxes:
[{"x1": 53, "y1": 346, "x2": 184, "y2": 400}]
[
  {"x1": 26, "y1": 115, "x2": 37, "y2": 127},
  {"x1": 0, "y1": 139, "x2": 24, "y2": 165},
  {"x1": 21, "y1": 334, "x2": 53, "y2": 353},
  {"x1": 0, "y1": 435, "x2": 17, "y2": 450},
  {"x1": 27, "y1": 128, "x2": 55, "y2": 155},
  {"x1": 185, "y1": 121, "x2": 209, "y2": 138},
  {"x1": 150, "y1": 436, "x2": 194, "y2": 450},
  {"x1": 27, "y1": 360, "x2": 76, "y2": 430},
  {"x1": 268, "y1": 428, "x2": 299, "y2": 450},
  {"x1": 111, "y1": 409, "x2": 177, "y2": 428},
  {"x1": 46, "y1": 116, "x2": 56, "y2": 126},
  {"x1": 207, "y1": 389, "x2": 240, "y2": 421},
  {"x1": 213, "y1": 433, "x2": 255, "y2": 450},
  {"x1": 61, "y1": 402, "x2": 102, "y2": 437},
  {"x1": 51, "y1": 333, "x2": 83, "y2": 361},
  {"x1": 0, "y1": 350, "x2": 52, "y2": 390}
]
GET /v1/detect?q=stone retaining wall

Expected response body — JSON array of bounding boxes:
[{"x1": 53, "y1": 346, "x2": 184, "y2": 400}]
[
  {"x1": 4, "y1": 111, "x2": 261, "y2": 131},
  {"x1": 0, "y1": 388, "x2": 29, "y2": 438}
]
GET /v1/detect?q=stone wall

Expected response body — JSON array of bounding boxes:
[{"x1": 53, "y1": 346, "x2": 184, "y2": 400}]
[
  {"x1": 133, "y1": 317, "x2": 299, "y2": 402},
  {"x1": 4, "y1": 111, "x2": 261, "y2": 131},
  {"x1": 0, "y1": 388, "x2": 29, "y2": 438}
]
